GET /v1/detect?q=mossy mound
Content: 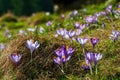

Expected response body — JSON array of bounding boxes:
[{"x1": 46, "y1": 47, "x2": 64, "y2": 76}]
[{"x1": 0, "y1": 35, "x2": 82, "y2": 80}]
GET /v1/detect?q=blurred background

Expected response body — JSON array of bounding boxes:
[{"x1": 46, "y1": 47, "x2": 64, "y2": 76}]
[{"x1": 0, "y1": 0, "x2": 119, "y2": 16}]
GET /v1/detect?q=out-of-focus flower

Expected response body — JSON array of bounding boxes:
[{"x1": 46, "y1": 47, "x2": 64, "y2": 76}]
[
  {"x1": 4, "y1": 30, "x2": 12, "y2": 38},
  {"x1": 0, "y1": 43, "x2": 5, "y2": 50},
  {"x1": 54, "y1": 46, "x2": 75, "y2": 65},
  {"x1": 100, "y1": 11, "x2": 106, "y2": 16},
  {"x1": 74, "y1": 22, "x2": 80, "y2": 28},
  {"x1": 68, "y1": 30, "x2": 76, "y2": 38},
  {"x1": 101, "y1": 23, "x2": 105, "y2": 28},
  {"x1": 10, "y1": 53, "x2": 22, "y2": 64},
  {"x1": 27, "y1": 28, "x2": 35, "y2": 32},
  {"x1": 46, "y1": 21, "x2": 52, "y2": 27},
  {"x1": 106, "y1": 5, "x2": 112, "y2": 13},
  {"x1": 74, "y1": 22, "x2": 85, "y2": 30},
  {"x1": 45, "y1": 12, "x2": 50, "y2": 16},
  {"x1": 73, "y1": 10, "x2": 78, "y2": 16},
  {"x1": 75, "y1": 29, "x2": 82, "y2": 36},
  {"x1": 76, "y1": 37, "x2": 88, "y2": 46},
  {"x1": 56, "y1": 28, "x2": 66, "y2": 36},
  {"x1": 61, "y1": 14, "x2": 65, "y2": 19},
  {"x1": 85, "y1": 15, "x2": 98, "y2": 24},
  {"x1": 112, "y1": 10, "x2": 120, "y2": 16},
  {"x1": 117, "y1": 4, "x2": 120, "y2": 8},
  {"x1": 85, "y1": 52, "x2": 102, "y2": 66},
  {"x1": 79, "y1": 24, "x2": 85, "y2": 30},
  {"x1": 39, "y1": 27, "x2": 45, "y2": 33},
  {"x1": 110, "y1": 30, "x2": 120, "y2": 42},
  {"x1": 19, "y1": 30, "x2": 27, "y2": 35},
  {"x1": 94, "y1": 12, "x2": 101, "y2": 17},
  {"x1": 90, "y1": 38, "x2": 99, "y2": 48},
  {"x1": 63, "y1": 30, "x2": 69, "y2": 39}
]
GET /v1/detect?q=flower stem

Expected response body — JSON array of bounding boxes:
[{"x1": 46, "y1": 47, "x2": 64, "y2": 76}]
[
  {"x1": 95, "y1": 65, "x2": 98, "y2": 75},
  {"x1": 90, "y1": 65, "x2": 93, "y2": 75},
  {"x1": 30, "y1": 51, "x2": 33, "y2": 60}
]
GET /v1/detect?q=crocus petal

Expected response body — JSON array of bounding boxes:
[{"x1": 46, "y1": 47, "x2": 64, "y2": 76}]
[
  {"x1": 10, "y1": 54, "x2": 22, "y2": 64},
  {"x1": 54, "y1": 57, "x2": 61, "y2": 65}
]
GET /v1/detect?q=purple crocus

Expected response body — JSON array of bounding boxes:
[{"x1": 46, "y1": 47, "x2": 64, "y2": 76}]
[
  {"x1": 39, "y1": 27, "x2": 45, "y2": 33},
  {"x1": 46, "y1": 21, "x2": 52, "y2": 27},
  {"x1": 26, "y1": 39, "x2": 40, "y2": 59},
  {"x1": 117, "y1": 4, "x2": 120, "y2": 8},
  {"x1": 74, "y1": 22, "x2": 80, "y2": 28},
  {"x1": 76, "y1": 37, "x2": 88, "y2": 47},
  {"x1": 85, "y1": 52, "x2": 102, "y2": 66},
  {"x1": 61, "y1": 14, "x2": 65, "y2": 19},
  {"x1": 90, "y1": 38, "x2": 99, "y2": 48},
  {"x1": 10, "y1": 53, "x2": 22, "y2": 65},
  {"x1": 99, "y1": 11, "x2": 106, "y2": 16},
  {"x1": 54, "y1": 46, "x2": 75, "y2": 65},
  {"x1": 56, "y1": 28, "x2": 66, "y2": 36},
  {"x1": 68, "y1": 30, "x2": 76, "y2": 38},
  {"x1": 73, "y1": 10, "x2": 78, "y2": 16},
  {"x1": 85, "y1": 15, "x2": 98, "y2": 24},
  {"x1": 4, "y1": 30, "x2": 12, "y2": 38},
  {"x1": 19, "y1": 30, "x2": 27, "y2": 35},
  {"x1": 106, "y1": 5, "x2": 112, "y2": 13},
  {"x1": 75, "y1": 29, "x2": 82, "y2": 36},
  {"x1": 0, "y1": 43, "x2": 5, "y2": 51},
  {"x1": 63, "y1": 29, "x2": 70, "y2": 39},
  {"x1": 110, "y1": 30, "x2": 120, "y2": 42}
]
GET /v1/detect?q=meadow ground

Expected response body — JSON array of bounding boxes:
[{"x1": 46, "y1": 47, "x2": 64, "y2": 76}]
[{"x1": 0, "y1": 3, "x2": 120, "y2": 80}]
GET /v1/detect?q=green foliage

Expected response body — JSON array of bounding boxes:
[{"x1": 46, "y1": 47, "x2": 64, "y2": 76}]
[{"x1": 0, "y1": 0, "x2": 54, "y2": 16}]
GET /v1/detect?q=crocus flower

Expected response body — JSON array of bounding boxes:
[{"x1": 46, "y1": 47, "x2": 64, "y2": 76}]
[
  {"x1": 74, "y1": 22, "x2": 85, "y2": 30},
  {"x1": 94, "y1": 12, "x2": 101, "y2": 17},
  {"x1": 54, "y1": 46, "x2": 75, "y2": 65},
  {"x1": 63, "y1": 29, "x2": 70, "y2": 39},
  {"x1": 75, "y1": 29, "x2": 82, "y2": 36},
  {"x1": 100, "y1": 11, "x2": 106, "y2": 16},
  {"x1": 45, "y1": 12, "x2": 50, "y2": 16},
  {"x1": 106, "y1": 5, "x2": 112, "y2": 13},
  {"x1": 56, "y1": 28, "x2": 65, "y2": 36},
  {"x1": 39, "y1": 27, "x2": 45, "y2": 33},
  {"x1": 4, "y1": 30, "x2": 11, "y2": 38},
  {"x1": 101, "y1": 23, "x2": 105, "y2": 28},
  {"x1": 0, "y1": 43, "x2": 5, "y2": 50},
  {"x1": 117, "y1": 4, "x2": 120, "y2": 8},
  {"x1": 90, "y1": 38, "x2": 99, "y2": 48},
  {"x1": 10, "y1": 53, "x2": 22, "y2": 64},
  {"x1": 27, "y1": 28, "x2": 35, "y2": 32},
  {"x1": 74, "y1": 22, "x2": 80, "y2": 28},
  {"x1": 61, "y1": 14, "x2": 65, "y2": 19},
  {"x1": 85, "y1": 52, "x2": 102, "y2": 66},
  {"x1": 68, "y1": 30, "x2": 76, "y2": 38},
  {"x1": 110, "y1": 30, "x2": 120, "y2": 42},
  {"x1": 85, "y1": 15, "x2": 98, "y2": 24},
  {"x1": 19, "y1": 30, "x2": 27, "y2": 35},
  {"x1": 46, "y1": 21, "x2": 52, "y2": 27},
  {"x1": 76, "y1": 37, "x2": 88, "y2": 47},
  {"x1": 73, "y1": 10, "x2": 78, "y2": 16},
  {"x1": 26, "y1": 39, "x2": 40, "y2": 59}
]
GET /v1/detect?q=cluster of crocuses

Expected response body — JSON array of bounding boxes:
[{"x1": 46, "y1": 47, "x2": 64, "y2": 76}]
[
  {"x1": 56, "y1": 27, "x2": 84, "y2": 40},
  {"x1": 9, "y1": 39, "x2": 40, "y2": 65},
  {"x1": 53, "y1": 46, "x2": 75, "y2": 65},
  {"x1": 76, "y1": 37, "x2": 102, "y2": 74}
]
